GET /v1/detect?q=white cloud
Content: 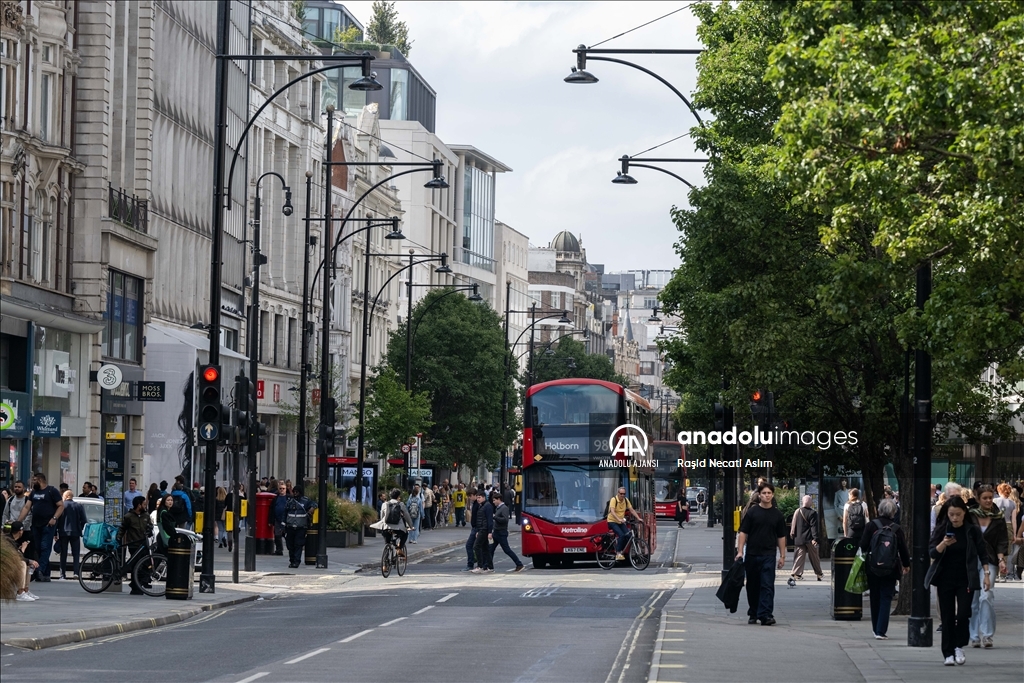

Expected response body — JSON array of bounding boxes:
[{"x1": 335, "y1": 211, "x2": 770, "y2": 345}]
[{"x1": 342, "y1": 1, "x2": 706, "y2": 268}]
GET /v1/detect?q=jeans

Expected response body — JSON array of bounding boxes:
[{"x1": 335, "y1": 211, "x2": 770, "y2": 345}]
[
  {"x1": 60, "y1": 536, "x2": 81, "y2": 577},
  {"x1": 465, "y1": 528, "x2": 478, "y2": 568},
  {"x1": 609, "y1": 522, "x2": 629, "y2": 553},
  {"x1": 937, "y1": 581, "x2": 971, "y2": 657},
  {"x1": 31, "y1": 524, "x2": 57, "y2": 578},
  {"x1": 274, "y1": 523, "x2": 284, "y2": 555},
  {"x1": 285, "y1": 527, "x2": 306, "y2": 565},
  {"x1": 969, "y1": 564, "x2": 997, "y2": 641},
  {"x1": 423, "y1": 507, "x2": 433, "y2": 529},
  {"x1": 866, "y1": 571, "x2": 897, "y2": 636},
  {"x1": 490, "y1": 530, "x2": 522, "y2": 568},
  {"x1": 744, "y1": 554, "x2": 777, "y2": 620},
  {"x1": 410, "y1": 513, "x2": 421, "y2": 541},
  {"x1": 455, "y1": 507, "x2": 466, "y2": 526}
]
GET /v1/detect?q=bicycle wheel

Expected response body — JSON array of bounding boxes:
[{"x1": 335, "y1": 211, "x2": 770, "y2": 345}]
[
  {"x1": 396, "y1": 546, "x2": 408, "y2": 576},
  {"x1": 133, "y1": 553, "x2": 168, "y2": 597},
  {"x1": 596, "y1": 538, "x2": 617, "y2": 570},
  {"x1": 79, "y1": 551, "x2": 116, "y2": 593},
  {"x1": 629, "y1": 537, "x2": 651, "y2": 571},
  {"x1": 381, "y1": 544, "x2": 394, "y2": 578}
]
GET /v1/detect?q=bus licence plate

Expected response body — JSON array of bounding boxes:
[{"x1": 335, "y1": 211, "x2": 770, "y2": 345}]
[{"x1": 563, "y1": 547, "x2": 587, "y2": 553}]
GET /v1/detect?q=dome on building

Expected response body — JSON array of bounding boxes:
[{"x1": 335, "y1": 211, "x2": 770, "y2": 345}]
[{"x1": 550, "y1": 230, "x2": 581, "y2": 253}]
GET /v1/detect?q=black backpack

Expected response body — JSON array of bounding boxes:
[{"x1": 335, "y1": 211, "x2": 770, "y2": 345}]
[
  {"x1": 385, "y1": 501, "x2": 402, "y2": 525},
  {"x1": 867, "y1": 519, "x2": 900, "y2": 576},
  {"x1": 847, "y1": 502, "x2": 866, "y2": 536}
]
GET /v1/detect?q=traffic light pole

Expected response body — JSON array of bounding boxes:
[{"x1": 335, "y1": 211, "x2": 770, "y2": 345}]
[
  {"x1": 722, "y1": 400, "x2": 736, "y2": 580},
  {"x1": 316, "y1": 107, "x2": 335, "y2": 569},
  {"x1": 200, "y1": 0, "x2": 231, "y2": 594},
  {"x1": 908, "y1": 261, "x2": 933, "y2": 647}
]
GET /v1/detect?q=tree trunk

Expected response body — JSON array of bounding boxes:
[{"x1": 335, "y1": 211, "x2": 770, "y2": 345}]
[{"x1": 892, "y1": 443, "x2": 915, "y2": 615}]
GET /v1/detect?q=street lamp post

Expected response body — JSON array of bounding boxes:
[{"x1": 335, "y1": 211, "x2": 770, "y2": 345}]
[
  {"x1": 612, "y1": 156, "x2": 706, "y2": 187},
  {"x1": 242, "y1": 171, "x2": 291, "y2": 574},
  {"x1": 297, "y1": 171, "x2": 316, "y2": 484},
  {"x1": 909, "y1": 261, "x2": 933, "y2": 647}
]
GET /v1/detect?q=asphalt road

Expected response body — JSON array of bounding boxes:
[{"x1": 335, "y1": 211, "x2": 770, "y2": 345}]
[{"x1": 2, "y1": 521, "x2": 687, "y2": 683}]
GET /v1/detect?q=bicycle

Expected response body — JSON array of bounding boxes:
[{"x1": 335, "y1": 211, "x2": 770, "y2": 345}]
[
  {"x1": 593, "y1": 519, "x2": 650, "y2": 571},
  {"x1": 380, "y1": 529, "x2": 409, "y2": 578},
  {"x1": 79, "y1": 537, "x2": 168, "y2": 596}
]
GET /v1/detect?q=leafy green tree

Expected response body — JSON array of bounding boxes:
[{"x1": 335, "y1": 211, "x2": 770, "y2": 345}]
[
  {"x1": 530, "y1": 336, "x2": 627, "y2": 386},
  {"x1": 384, "y1": 290, "x2": 516, "y2": 471},
  {"x1": 333, "y1": 24, "x2": 363, "y2": 44},
  {"x1": 366, "y1": 0, "x2": 413, "y2": 55},
  {"x1": 364, "y1": 366, "x2": 432, "y2": 458}
]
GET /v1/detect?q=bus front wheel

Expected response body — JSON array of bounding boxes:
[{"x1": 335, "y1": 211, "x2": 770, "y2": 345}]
[{"x1": 531, "y1": 556, "x2": 548, "y2": 570}]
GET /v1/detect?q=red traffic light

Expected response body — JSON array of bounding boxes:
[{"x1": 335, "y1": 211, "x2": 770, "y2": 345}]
[
  {"x1": 751, "y1": 390, "x2": 762, "y2": 402},
  {"x1": 202, "y1": 366, "x2": 219, "y2": 383}
]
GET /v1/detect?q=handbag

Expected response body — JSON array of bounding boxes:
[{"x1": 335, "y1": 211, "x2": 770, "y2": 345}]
[{"x1": 845, "y1": 551, "x2": 869, "y2": 594}]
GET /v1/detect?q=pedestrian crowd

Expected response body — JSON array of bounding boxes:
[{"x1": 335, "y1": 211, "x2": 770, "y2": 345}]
[{"x1": 722, "y1": 476, "x2": 1022, "y2": 669}]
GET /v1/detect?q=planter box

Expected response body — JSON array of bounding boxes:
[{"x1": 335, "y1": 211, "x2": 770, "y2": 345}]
[
  {"x1": 363, "y1": 525, "x2": 376, "y2": 538},
  {"x1": 325, "y1": 530, "x2": 362, "y2": 548}
]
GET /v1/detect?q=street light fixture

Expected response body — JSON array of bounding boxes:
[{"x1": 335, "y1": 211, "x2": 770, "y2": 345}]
[{"x1": 613, "y1": 156, "x2": 705, "y2": 188}]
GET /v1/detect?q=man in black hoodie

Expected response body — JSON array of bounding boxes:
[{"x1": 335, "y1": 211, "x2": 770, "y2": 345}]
[
  {"x1": 489, "y1": 490, "x2": 524, "y2": 572},
  {"x1": 471, "y1": 490, "x2": 495, "y2": 573},
  {"x1": 463, "y1": 489, "x2": 483, "y2": 571}
]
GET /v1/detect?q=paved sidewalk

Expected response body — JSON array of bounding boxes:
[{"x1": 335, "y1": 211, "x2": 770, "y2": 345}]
[
  {"x1": 1, "y1": 523, "x2": 476, "y2": 650},
  {"x1": 650, "y1": 525, "x2": 1024, "y2": 682}
]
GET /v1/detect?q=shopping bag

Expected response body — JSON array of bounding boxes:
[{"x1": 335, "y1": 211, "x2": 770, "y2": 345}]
[{"x1": 845, "y1": 551, "x2": 869, "y2": 594}]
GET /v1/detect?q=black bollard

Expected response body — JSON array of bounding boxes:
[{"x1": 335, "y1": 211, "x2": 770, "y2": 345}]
[{"x1": 165, "y1": 533, "x2": 195, "y2": 600}]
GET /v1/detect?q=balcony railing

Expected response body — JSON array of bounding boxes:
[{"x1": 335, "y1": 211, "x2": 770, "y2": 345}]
[{"x1": 108, "y1": 184, "x2": 148, "y2": 233}]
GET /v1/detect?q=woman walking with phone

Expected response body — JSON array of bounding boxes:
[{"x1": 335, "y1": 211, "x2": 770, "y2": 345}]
[{"x1": 926, "y1": 497, "x2": 991, "y2": 666}]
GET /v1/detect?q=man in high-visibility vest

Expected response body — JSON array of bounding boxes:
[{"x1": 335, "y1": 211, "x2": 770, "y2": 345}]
[{"x1": 452, "y1": 483, "x2": 468, "y2": 527}]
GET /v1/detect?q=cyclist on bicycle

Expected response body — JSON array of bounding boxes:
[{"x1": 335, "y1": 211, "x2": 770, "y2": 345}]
[
  {"x1": 607, "y1": 487, "x2": 640, "y2": 561},
  {"x1": 379, "y1": 488, "x2": 413, "y2": 555}
]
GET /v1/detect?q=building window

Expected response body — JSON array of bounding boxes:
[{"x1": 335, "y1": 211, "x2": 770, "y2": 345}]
[
  {"x1": 640, "y1": 362, "x2": 656, "y2": 376},
  {"x1": 273, "y1": 315, "x2": 283, "y2": 366},
  {"x1": 1, "y1": 39, "x2": 17, "y2": 129},
  {"x1": 390, "y1": 68, "x2": 408, "y2": 120},
  {"x1": 644, "y1": 297, "x2": 658, "y2": 309},
  {"x1": 260, "y1": 311, "x2": 269, "y2": 363},
  {"x1": 287, "y1": 317, "x2": 296, "y2": 369},
  {"x1": 550, "y1": 292, "x2": 561, "y2": 309},
  {"x1": 39, "y1": 73, "x2": 53, "y2": 142},
  {"x1": 103, "y1": 270, "x2": 143, "y2": 362}
]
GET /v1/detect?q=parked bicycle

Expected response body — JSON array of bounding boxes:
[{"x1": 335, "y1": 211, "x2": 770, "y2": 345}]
[
  {"x1": 380, "y1": 530, "x2": 408, "y2": 578},
  {"x1": 593, "y1": 519, "x2": 650, "y2": 571},
  {"x1": 79, "y1": 536, "x2": 168, "y2": 596}
]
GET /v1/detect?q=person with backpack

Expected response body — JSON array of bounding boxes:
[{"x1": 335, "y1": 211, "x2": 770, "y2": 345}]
[
  {"x1": 407, "y1": 485, "x2": 423, "y2": 544},
  {"x1": 283, "y1": 485, "x2": 316, "y2": 568},
  {"x1": 858, "y1": 498, "x2": 910, "y2": 639},
  {"x1": 378, "y1": 488, "x2": 413, "y2": 554},
  {"x1": 843, "y1": 487, "x2": 869, "y2": 539}
]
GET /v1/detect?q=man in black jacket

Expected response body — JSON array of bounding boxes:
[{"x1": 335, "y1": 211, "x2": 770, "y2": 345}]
[
  {"x1": 471, "y1": 491, "x2": 495, "y2": 573},
  {"x1": 489, "y1": 491, "x2": 524, "y2": 572},
  {"x1": 789, "y1": 495, "x2": 823, "y2": 582},
  {"x1": 463, "y1": 489, "x2": 482, "y2": 571}
]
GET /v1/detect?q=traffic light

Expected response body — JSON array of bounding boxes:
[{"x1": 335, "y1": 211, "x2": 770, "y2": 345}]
[
  {"x1": 197, "y1": 365, "x2": 222, "y2": 442},
  {"x1": 750, "y1": 389, "x2": 772, "y2": 425},
  {"x1": 234, "y1": 374, "x2": 255, "y2": 448},
  {"x1": 317, "y1": 397, "x2": 338, "y2": 455},
  {"x1": 255, "y1": 421, "x2": 268, "y2": 452}
]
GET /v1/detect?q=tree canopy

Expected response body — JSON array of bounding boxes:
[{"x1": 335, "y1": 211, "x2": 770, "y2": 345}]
[
  {"x1": 364, "y1": 366, "x2": 432, "y2": 458},
  {"x1": 530, "y1": 336, "x2": 627, "y2": 386},
  {"x1": 384, "y1": 290, "x2": 517, "y2": 471},
  {"x1": 366, "y1": 1, "x2": 413, "y2": 55}
]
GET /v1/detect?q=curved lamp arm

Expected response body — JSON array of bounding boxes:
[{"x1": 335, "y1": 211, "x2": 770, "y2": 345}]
[
  {"x1": 510, "y1": 312, "x2": 572, "y2": 350},
  {"x1": 584, "y1": 55, "x2": 703, "y2": 127},
  {"x1": 367, "y1": 255, "x2": 446, "y2": 335},
  {"x1": 515, "y1": 329, "x2": 588, "y2": 361},
  {"x1": 409, "y1": 286, "x2": 477, "y2": 341},
  {"x1": 629, "y1": 163, "x2": 694, "y2": 188},
  {"x1": 228, "y1": 60, "x2": 370, "y2": 202}
]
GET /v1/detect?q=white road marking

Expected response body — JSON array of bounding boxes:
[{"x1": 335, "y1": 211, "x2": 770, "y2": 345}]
[
  {"x1": 235, "y1": 673, "x2": 270, "y2": 683},
  {"x1": 378, "y1": 617, "x2": 408, "y2": 627},
  {"x1": 412, "y1": 605, "x2": 434, "y2": 615},
  {"x1": 284, "y1": 648, "x2": 330, "y2": 664},
  {"x1": 436, "y1": 593, "x2": 458, "y2": 603},
  {"x1": 338, "y1": 629, "x2": 374, "y2": 643}
]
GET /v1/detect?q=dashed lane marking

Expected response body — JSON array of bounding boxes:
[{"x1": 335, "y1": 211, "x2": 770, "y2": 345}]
[
  {"x1": 378, "y1": 617, "x2": 407, "y2": 627},
  {"x1": 338, "y1": 630, "x2": 374, "y2": 643},
  {"x1": 284, "y1": 648, "x2": 330, "y2": 664},
  {"x1": 412, "y1": 606, "x2": 434, "y2": 615},
  {"x1": 235, "y1": 673, "x2": 270, "y2": 683},
  {"x1": 436, "y1": 593, "x2": 458, "y2": 603}
]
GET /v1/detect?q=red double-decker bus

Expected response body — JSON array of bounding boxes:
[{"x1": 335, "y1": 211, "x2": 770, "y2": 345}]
[
  {"x1": 520, "y1": 378, "x2": 657, "y2": 569},
  {"x1": 653, "y1": 442, "x2": 686, "y2": 518}
]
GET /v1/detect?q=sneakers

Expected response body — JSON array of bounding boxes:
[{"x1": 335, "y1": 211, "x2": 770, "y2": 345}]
[
  {"x1": 461, "y1": 566, "x2": 474, "y2": 572},
  {"x1": 514, "y1": 565, "x2": 525, "y2": 572},
  {"x1": 614, "y1": 553, "x2": 625, "y2": 561},
  {"x1": 982, "y1": 637, "x2": 993, "y2": 648},
  {"x1": 816, "y1": 575, "x2": 823, "y2": 581},
  {"x1": 748, "y1": 617, "x2": 757, "y2": 624},
  {"x1": 760, "y1": 617, "x2": 776, "y2": 626},
  {"x1": 954, "y1": 647, "x2": 965, "y2": 665},
  {"x1": 943, "y1": 656, "x2": 956, "y2": 666},
  {"x1": 970, "y1": 640, "x2": 981, "y2": 648},
  {"x1": 25, "y1": 591, "x2": 40, "y2": 600},
  {"x1": 16, "y1": 592, "x2": 36, "y2": 602},
  {"x1": 470, "y1": 568, "x2": 483, "y2": 574},
  {"x1": 484, "y1": 568, "x2": 494, "y2": 573},
  {"x1": 873, "y1": 633, "x2": 887, "y2": 640}
]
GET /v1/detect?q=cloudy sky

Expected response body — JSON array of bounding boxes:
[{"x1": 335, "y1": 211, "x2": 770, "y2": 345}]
[{"x1": 339, "y1": 1, "x2": 706, "y2": 270}]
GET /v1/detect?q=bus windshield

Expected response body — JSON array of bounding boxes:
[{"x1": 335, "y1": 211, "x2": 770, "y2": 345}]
[
  {"x1": 653, "y1": 444, "x2": 683, "y2": 503},
  {"x1": 522, "y1": 464, "x2": 619, "y2": 524},
  {"x1": 529, "y1": 384, "x2": 621, "y2": 427}
]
